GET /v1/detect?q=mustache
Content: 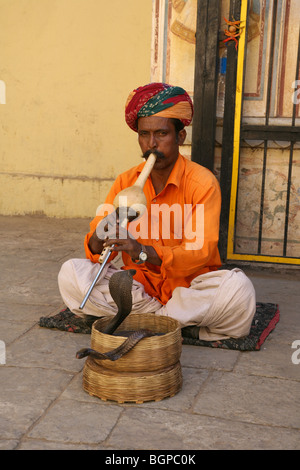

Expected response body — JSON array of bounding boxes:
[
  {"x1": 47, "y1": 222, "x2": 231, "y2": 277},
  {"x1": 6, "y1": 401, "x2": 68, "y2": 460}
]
[{"x1": 142, "y1": 149, "x2": 165, "y2": 160}]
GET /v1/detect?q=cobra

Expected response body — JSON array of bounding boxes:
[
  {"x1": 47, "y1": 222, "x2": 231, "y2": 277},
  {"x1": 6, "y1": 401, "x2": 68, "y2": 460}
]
[{"x1": 76, "y1": 269, "x2": 159, "y2": 361}]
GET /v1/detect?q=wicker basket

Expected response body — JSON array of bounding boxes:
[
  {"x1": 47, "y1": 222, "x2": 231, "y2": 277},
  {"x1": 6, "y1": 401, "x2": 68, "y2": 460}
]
[{"x1": 82, "y1": 314, "x2": 183, "y2": 403}]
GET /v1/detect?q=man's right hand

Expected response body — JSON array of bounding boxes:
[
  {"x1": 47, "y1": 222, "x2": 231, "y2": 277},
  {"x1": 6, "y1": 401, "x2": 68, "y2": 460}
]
[
  {"x1": 96, "y1": 211, "x2": 119, "y2": 240},
  {"x1": 88, "y1": 211, "x2": 118, "y2": 255}
]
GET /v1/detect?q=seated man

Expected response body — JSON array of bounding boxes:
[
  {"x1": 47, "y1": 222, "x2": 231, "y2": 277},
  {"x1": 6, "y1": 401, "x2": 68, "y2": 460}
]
[{"x1": 58, "y1": 82, "x2": 256, "y2": 341}]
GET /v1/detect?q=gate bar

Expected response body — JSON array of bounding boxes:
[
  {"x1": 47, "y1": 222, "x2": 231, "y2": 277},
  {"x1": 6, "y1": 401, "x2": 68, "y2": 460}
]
[
  {"x1": 283, "y1": 26, "x2": 300, "y2": 256},
  {"x1": 226, "y1": 0, "x2": 300, "y2": 265}
]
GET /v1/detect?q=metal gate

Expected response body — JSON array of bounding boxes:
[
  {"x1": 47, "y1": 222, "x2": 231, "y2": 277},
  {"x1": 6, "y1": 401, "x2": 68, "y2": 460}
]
[{"x1": 226, "y1": 0, "x2": 300, "y2": 265}]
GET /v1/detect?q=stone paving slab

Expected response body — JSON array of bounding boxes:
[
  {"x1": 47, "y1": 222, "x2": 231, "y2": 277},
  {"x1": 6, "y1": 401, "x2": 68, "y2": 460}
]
[
  {"x1": 0, "y1": 366, "x2": 73, "y2": 440},
  {"x1": 27, "y1": 398, "x2": 123, "y2": 445},
  {"x1": 104, "y1": 407, "x2": 300, "y2": 450},
  {"x1": 235, "y1": 341, "x2": 300, "y2": 380},
  {"x1": 193, "y1": 370, "x2": 300, "y2": 428},
  {"x1": 180, "y1": 344, "x2": 240, "y2": 371},
  {"x1": 0, "y1": 303, "x2": 59, "y2": 324},
  {"x1": 7, "y1": 326, "x2": 90, "y2": 372},
  {"x1": 0, "y1": 216, "x2": 299, "y2": 451},
  {"x1": 0, "y1": 319, "x2": 35, "y2": 345}
]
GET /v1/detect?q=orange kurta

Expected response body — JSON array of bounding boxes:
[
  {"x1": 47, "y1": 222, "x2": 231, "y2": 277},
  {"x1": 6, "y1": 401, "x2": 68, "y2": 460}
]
[{"x1": 84, "y1": 154, "x2": 222, "y2": 305}]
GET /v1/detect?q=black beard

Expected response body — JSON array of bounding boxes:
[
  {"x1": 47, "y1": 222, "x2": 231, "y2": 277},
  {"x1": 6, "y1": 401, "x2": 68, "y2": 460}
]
[{"x1": 142, "y1": 149, "x2": 165, "y2": 160}]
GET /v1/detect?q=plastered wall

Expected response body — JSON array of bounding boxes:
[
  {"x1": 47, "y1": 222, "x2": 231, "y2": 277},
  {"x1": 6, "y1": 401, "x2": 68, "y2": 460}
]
[{"x1": 0, "y1": 0, "x2": 153, "y2": 217}]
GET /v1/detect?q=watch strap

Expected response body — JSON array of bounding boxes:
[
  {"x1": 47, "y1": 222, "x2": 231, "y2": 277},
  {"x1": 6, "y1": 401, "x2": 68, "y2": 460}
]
[{"x1": 132, "y1": 245, "x2": 147, "y2": 264}]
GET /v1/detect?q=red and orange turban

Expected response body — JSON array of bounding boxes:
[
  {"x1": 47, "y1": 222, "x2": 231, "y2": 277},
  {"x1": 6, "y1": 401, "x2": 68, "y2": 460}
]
[{"x1": 125, "y1": 82, "x2": 193, "y2": 132}]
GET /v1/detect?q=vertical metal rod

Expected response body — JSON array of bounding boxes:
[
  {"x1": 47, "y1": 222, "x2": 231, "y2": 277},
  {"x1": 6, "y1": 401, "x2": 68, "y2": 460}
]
[
  {"x1": 265, "y1": 0, "x2": 278, "y2": 126},
  {"x1": 283, "y1": 142, "x2": 294, "y2": 257},
  {"x1": 257, "y1": 0, "x2": 278, "y2": 254},
  {"x1": 257, "y1": 140, "x2": 267, "y2": 254},
  {"x1": 79, "y1": 245, "x2": 114, "y2": 310},
  {"x1": 218, "y1": 0, "x2": 242, "y2": 260},
  {"x1": 283, "y1": 26, "x2": 300, "y2": 256}
]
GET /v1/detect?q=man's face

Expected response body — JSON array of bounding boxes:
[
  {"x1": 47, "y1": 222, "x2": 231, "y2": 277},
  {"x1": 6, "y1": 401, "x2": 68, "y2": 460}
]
[{"x1": 137, "y1": 116, "x2": 186, "y2": 171}]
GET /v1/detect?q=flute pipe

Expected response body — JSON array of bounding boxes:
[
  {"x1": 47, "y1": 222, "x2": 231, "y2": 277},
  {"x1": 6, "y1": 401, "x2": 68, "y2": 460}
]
[
  {"x1": 134, "y1": 153, "x2": 157, "y2": 188},
  {"x1": 79, "y1": 216, "x2": 129, "y2": 310},
  {"x1": 99, "y1": 244, "x2": 110, "y2": 263},
  {"x1": 79, "y1": 247, "x2": 113, "y2": 309},
  {"x1": 99, "y1": 210, "x2": 129, "y2": 262},
  {"x1": 78, "y1": 246, "x2": 113, "y2": 310}
]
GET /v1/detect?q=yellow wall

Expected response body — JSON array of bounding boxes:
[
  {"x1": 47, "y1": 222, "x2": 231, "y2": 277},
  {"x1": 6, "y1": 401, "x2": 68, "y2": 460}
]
[{"x1": 0, "y1": 0, "x2": 153, "y2": 217}]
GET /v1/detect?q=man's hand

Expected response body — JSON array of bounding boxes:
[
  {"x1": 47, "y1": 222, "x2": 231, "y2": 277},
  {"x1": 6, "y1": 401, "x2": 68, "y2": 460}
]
[
  {"x1": 103, "y1": 232, "x2": 141, "y2": 261},
  {"x1": 89, "y1": 211, "x2": 162, "y2": 265},
  {"x1": 88, "y1": 211, "x2": 119, "y2": 255},
  {"x1": 104, "y1": 230, "x2": 162, "y2": 266},
  {"x1": 96, "y1": 211, "x2": 119, "y2": 240},
  {"x1": 89, "y1": 215, "x2": 136, "y2": 257}
]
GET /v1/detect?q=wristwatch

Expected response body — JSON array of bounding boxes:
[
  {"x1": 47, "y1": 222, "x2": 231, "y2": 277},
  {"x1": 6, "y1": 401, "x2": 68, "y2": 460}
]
[{"x1": 133, "y1": 245, "x2": 148, "y2": 264}]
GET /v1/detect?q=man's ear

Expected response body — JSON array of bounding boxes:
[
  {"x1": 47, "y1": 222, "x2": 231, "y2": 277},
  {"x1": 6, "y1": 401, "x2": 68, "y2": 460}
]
[{"x1": 178, "y1": 128, "x2": 187, "y2": 146}]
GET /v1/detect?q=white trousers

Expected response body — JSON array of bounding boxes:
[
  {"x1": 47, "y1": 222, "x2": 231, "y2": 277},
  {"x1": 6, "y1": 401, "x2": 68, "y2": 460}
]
[{"x1": 58, "y1": 259, "x2": 256, "y2": 341}]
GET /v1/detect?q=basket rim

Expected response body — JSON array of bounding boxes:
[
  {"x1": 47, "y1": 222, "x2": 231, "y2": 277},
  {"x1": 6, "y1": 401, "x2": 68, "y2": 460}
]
[{"x1": 92, "y1": 313, "x2": 181, "y2": 339}]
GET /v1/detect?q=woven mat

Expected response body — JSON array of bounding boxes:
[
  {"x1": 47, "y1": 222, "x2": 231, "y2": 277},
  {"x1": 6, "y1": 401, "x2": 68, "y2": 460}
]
[
  {"x1": 39, "y1": 302, "x2": 280, "y2": 351},
  {"x1": 182, "y1": 302, "x2": 280, "y2": 351},
  {"x1": 39, "y1": 308, "x2": 93, "y2": 334}
]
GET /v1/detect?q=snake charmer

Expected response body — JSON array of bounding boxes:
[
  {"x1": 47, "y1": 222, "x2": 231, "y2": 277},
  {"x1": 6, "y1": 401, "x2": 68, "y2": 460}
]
[{"x1": 58, "y1": 82, "x2": 256, "y2": 341}]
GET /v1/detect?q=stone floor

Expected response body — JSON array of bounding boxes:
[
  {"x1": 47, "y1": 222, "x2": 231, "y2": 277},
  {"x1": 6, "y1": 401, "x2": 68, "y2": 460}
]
[{"x1": 0, "y1": 215, "x2": 299, "y2": 450}]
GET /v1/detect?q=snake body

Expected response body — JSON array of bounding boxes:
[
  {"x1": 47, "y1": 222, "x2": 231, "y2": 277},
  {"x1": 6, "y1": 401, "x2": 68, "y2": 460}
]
[
  {"x1": 76, "y1": 329, "x2": 155, "y2": 361},
  {"x1": 76, "y1": 268, "x2": 158, "y2": 362},
  {"x1": 102, "y1": 269, "x2": 136, "y2": 335}
]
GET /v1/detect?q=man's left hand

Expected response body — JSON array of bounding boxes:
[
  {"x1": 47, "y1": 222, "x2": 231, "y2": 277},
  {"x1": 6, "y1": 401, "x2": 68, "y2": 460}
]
[{"x1": 103, "y1": 227, "x2": 141, "y2": 261}]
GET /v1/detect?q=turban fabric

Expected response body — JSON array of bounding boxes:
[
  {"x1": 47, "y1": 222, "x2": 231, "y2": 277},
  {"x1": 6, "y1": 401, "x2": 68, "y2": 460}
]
[{"x1": 125, "y1": 82, "x2": 193, "y2": 131}]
